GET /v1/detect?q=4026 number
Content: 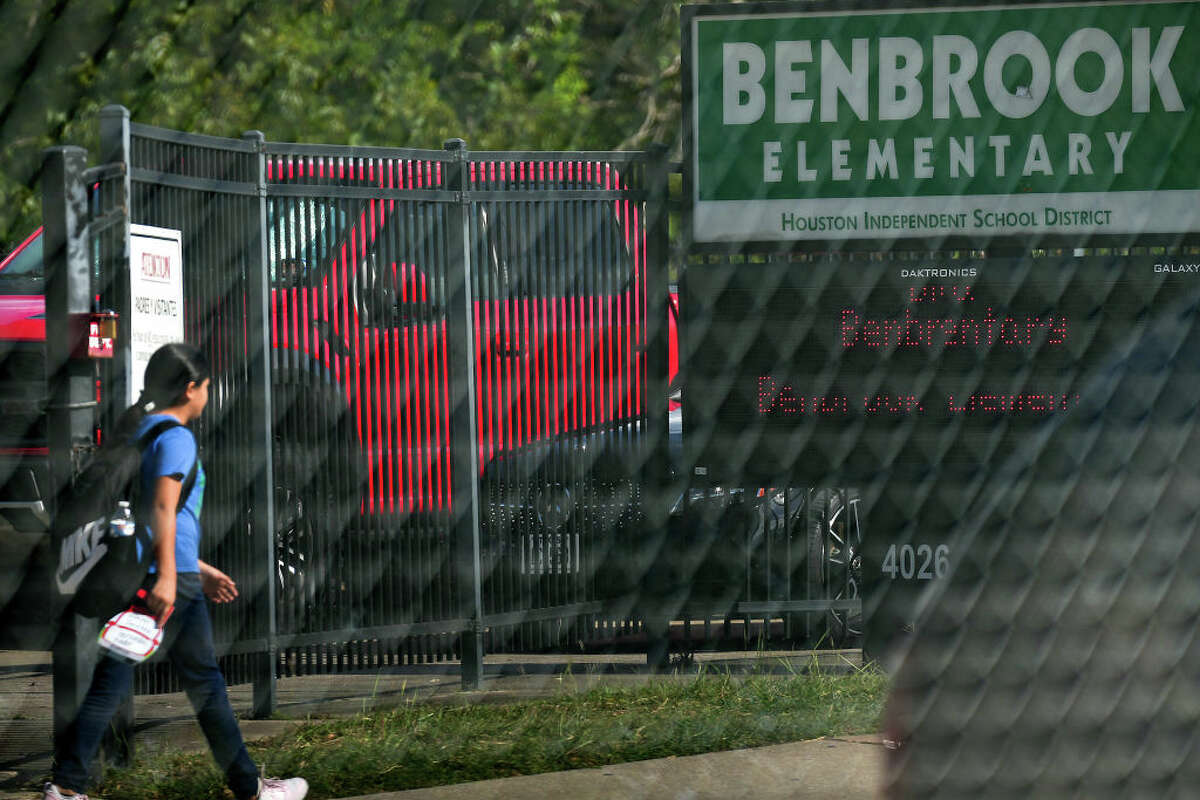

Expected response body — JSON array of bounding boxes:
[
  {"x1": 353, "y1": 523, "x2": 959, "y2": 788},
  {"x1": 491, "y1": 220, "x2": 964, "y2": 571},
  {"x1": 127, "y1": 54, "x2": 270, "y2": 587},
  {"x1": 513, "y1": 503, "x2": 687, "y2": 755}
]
[{"x1": 881, "y1": 544, "x2": 950, "y2": 580}]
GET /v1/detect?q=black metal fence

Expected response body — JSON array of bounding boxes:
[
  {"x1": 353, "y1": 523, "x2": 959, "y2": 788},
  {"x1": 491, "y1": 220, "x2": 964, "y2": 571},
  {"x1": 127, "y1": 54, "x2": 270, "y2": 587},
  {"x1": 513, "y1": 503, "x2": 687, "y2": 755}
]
[{"x1": 39, "y1": 106, "x2": 860, "y2": 716}]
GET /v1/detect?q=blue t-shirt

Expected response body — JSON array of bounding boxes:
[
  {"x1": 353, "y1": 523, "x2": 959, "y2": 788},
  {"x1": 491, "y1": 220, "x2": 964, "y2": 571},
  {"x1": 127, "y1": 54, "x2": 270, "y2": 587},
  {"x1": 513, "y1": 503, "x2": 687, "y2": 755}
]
[{"x1": 135, "y1": 414, "x2": 205, "y2": 574}]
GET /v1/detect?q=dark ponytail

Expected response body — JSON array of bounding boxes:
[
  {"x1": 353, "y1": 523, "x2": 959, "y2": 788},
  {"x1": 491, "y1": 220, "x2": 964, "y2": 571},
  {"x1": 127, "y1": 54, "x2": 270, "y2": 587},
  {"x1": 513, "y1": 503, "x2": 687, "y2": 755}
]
[{"x1": 111, "y1": 342, "x2": 211, "y2": 443}]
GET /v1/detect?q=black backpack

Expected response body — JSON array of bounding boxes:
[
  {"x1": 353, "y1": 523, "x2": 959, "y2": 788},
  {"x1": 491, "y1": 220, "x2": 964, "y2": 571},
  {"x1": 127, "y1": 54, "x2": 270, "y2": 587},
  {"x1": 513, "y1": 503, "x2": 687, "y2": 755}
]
[{"x1": 53, "y1": 419, "x2": 198, "y2": 619}]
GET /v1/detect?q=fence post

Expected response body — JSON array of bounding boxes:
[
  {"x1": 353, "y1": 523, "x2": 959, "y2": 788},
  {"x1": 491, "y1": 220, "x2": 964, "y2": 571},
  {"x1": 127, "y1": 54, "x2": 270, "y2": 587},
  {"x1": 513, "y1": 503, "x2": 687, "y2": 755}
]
[
  {"x1": 96, "y1": 103, "x2": 136, "y2": 766},
  {"x1": 443, "y1": 138, "x2": 485, "y2": 690},
  {"x1": 642, "y1": 144, "x2": 673, "y2": 670},
  {"x1": 242, "y1": 130, "x2": 278, "y2": 717},
  {"x1": 98, "y1": 105, "x2": 132, "y2": 417},
  {"x1": 44, "y1": 144, "x2": 101, "y2": 758}
]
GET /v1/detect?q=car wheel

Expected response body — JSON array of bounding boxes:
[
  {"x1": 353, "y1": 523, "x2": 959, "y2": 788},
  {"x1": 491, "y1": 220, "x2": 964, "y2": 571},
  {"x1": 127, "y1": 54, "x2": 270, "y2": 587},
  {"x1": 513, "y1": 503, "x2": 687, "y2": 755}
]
[{"x1": 808, "y1": 489, "x2": 864, "y2": 645}]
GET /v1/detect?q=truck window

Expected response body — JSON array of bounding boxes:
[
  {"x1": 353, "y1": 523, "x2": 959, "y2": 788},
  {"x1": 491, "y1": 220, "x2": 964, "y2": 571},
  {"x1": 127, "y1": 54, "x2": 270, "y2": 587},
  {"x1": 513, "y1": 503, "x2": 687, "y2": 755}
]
[
  {"x1": 476, "y1": 199, "x2": 630, "y2": 301},
  {"x1": 268, "y1": 199, "x2": 347, "y2": 286},
  {"x1": 0, "y1": 235, "x2": 43, "y2": 279},
  {"x1": 352, "y1": 202, "x2": 446, "y2": 327}
]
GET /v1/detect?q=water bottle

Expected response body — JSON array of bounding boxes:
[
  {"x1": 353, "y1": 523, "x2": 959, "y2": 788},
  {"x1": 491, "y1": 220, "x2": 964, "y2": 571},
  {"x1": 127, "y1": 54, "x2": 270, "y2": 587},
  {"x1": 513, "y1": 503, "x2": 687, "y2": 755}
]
[{"x1": 109, "y1": 500, "x2": 136, "y2": 538}]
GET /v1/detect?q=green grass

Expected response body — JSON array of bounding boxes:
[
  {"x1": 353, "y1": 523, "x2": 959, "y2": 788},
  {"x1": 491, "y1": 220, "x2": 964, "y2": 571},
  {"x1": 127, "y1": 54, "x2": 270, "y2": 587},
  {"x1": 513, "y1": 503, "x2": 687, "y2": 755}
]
[{"x1": 98, "y1": 666, "x2": 888, "y2": 800}]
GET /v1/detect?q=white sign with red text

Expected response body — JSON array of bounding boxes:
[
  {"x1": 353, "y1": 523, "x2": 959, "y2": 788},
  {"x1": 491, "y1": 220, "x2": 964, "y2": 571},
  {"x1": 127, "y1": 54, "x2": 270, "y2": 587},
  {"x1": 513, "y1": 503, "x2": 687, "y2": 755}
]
[{"x1": 129, "y1": 225, "x2": 184, "y2": 405}]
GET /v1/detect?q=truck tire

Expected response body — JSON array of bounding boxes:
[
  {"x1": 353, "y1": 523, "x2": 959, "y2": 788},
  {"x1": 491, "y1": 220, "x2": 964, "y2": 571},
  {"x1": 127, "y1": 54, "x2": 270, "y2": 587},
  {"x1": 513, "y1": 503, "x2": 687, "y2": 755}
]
[
  {"x1": 271, "y1": 438, "x2": 362, "y2": 631},
  {"x1": 269, "y1": 383, "x2": 363, "y2": 632}
]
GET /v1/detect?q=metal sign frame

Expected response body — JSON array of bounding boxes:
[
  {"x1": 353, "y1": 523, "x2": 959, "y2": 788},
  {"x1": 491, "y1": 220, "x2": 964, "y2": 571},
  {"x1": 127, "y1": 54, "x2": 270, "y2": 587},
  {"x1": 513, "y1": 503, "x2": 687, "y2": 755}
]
[{"x1": 127, "y1": 224, "x2": 184, "y2": 405}]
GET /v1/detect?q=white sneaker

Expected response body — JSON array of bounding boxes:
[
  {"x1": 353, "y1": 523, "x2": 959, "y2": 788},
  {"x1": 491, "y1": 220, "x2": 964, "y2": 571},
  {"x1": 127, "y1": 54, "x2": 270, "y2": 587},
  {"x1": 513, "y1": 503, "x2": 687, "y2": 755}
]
[
  {"x1": 256, "y1": 776, "x2": 309, "y2": 800},
  {"x1": 42, "y1": 784, "x2": 88, "y2": 800}
]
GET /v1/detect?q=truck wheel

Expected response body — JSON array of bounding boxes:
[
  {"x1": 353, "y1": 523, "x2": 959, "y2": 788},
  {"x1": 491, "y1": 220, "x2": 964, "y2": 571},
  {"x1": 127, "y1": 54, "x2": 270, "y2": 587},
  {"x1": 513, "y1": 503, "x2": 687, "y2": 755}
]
[
  {"x1": 270, "y1": 439, "x2": 361, "y2": 632},
  {"x1": 271, "y1": 442, "x2": 321, "y2": 629}
]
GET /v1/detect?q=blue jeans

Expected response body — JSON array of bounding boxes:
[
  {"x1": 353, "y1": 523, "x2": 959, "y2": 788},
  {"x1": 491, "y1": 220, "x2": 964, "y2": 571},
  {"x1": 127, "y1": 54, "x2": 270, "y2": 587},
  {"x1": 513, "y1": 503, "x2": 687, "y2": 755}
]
[{"x1": 53, "y1": 577, "x2": 260, "y2": 799}]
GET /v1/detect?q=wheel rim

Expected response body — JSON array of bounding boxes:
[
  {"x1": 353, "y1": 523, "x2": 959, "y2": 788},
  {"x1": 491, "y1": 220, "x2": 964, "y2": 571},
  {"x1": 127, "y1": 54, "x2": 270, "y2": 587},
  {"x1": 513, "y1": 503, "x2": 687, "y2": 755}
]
[
  {"x1": 275, "y1": 483, "x2": 310, "y2": 592},
  {"x1": 828, "y1": 496, "x2": 863, "y2": 638}
]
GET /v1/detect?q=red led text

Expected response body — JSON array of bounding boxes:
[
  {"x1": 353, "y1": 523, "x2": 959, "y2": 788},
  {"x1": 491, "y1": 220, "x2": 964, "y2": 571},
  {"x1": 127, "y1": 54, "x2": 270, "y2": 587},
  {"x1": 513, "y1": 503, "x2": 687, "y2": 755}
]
[
  {"x1": 947, "y1": 393, "x2": 1080, "y2": 414},
  {"x1": 840, "y1": 307, "x2": 1068, "y2": 349},
  {"x1": 757, "y1": 376, "x2": 849, "y2": 416},
  {"x1": 864, "y1": 394, "x2": 924, "y2": 414}
]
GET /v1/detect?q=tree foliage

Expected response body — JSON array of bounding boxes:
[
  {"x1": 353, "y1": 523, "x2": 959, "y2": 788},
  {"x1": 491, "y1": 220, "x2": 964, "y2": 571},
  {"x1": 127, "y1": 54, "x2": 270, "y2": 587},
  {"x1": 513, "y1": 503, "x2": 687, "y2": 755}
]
[{"x1": 0, "y1": 0, "x2": 686, "y2": 250}]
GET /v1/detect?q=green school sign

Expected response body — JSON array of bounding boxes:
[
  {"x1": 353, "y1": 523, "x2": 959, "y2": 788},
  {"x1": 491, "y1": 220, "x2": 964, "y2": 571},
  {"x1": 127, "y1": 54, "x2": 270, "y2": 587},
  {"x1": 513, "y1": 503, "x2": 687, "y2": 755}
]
[{"x1": 684, "y1": 1, "x2": 1200, "y2": 243}]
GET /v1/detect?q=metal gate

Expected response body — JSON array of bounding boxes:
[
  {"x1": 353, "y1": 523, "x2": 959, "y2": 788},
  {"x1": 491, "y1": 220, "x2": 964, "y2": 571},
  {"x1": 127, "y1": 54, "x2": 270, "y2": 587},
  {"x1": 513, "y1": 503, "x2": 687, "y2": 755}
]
[
  {"x1": 35, "y1": 106, "x2": 863, "y2": 721},
  {"x1": 84, "y1": 107, "x2": 666, "y2": 703}
]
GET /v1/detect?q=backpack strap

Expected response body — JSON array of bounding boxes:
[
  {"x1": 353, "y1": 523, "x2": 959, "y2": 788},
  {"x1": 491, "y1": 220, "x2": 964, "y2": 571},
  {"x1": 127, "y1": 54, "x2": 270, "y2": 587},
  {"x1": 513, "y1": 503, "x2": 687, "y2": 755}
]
[{"x1": 137, "y1": 419, "x2": 199, "y2": 514}]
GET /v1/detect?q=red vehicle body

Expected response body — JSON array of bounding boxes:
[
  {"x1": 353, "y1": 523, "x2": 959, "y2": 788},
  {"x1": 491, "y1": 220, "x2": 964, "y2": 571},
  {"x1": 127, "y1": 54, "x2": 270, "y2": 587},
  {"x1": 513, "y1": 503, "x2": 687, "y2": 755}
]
[
  {"x1": 264, "y1": 156, "x2": 655, "y2": 516},
  {"x1": 0, "y1": 228, "x2": 49, "y2": 537},
  {"x1": 0, "y1": 228, "x2": 44, "y2": 342},
  {"x1": 0, "y1": 158, "x2": 679, "y2": 533}
]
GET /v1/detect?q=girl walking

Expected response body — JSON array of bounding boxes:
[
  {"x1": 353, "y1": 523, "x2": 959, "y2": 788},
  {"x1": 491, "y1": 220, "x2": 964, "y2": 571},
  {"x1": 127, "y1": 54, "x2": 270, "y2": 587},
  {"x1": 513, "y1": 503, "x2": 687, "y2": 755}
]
[{"x1": 44, "y1": 343, "x2": 306, "y2": 800}]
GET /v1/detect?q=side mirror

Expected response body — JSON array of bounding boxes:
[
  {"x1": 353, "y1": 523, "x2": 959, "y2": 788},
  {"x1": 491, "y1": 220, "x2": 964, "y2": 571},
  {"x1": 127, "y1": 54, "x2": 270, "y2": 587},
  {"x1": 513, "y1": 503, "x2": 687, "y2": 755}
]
[
  {"x1": 272, "y1": 258, "x2": 309, "y2": 287},
  {"x1": 392, "y1": 298, "x2": 443, "y2": 326}
]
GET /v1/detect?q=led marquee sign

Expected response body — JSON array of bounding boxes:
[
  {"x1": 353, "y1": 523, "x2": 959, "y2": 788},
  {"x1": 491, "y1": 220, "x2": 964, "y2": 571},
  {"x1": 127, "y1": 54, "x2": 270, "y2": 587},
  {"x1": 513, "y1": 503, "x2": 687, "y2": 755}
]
[
  {"x1": 684, "y1": 255, "x2": 1200, "y2": 483},
  {"x1": 681, "y1": 0, "x2": 1200, "y2": 480}
]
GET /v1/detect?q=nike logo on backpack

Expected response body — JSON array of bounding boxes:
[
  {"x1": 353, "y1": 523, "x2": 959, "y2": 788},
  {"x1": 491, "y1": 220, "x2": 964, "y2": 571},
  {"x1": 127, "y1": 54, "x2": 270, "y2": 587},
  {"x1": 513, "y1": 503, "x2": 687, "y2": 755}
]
[{"x1": 55, "y1": 518, "x2": 109, "y2": 595}]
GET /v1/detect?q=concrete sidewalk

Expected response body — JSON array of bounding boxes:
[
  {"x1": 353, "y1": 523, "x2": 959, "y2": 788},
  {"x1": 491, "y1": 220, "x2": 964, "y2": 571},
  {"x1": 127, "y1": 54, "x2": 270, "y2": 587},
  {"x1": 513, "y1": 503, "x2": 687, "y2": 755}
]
[
  {"x1": 337, "y1": 736, "x2": 884, "y2": 800},
  {"x1": 0, "y1": 649, "x2": 884, "y2": 799}
]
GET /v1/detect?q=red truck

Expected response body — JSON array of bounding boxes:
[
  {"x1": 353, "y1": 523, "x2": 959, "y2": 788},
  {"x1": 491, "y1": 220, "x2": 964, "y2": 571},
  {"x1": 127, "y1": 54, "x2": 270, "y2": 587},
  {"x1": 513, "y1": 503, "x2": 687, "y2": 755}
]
[
  {"x1": 0, "y1": 154, "x2": 673, "y2": 619},
  {"x1": 265, "y1": 158, "x2": 649, "y2": 507}
]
